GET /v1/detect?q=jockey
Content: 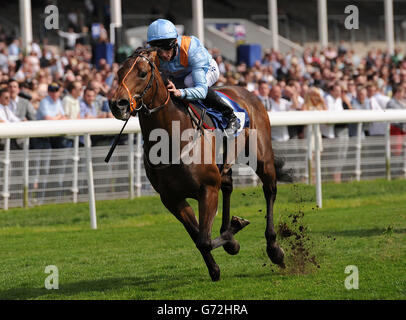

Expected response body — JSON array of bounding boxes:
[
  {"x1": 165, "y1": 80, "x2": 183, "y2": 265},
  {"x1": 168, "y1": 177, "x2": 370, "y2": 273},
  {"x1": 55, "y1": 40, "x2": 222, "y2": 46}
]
[{"x1": 147, "y1": 18, "x2": 240, "y2": 134}]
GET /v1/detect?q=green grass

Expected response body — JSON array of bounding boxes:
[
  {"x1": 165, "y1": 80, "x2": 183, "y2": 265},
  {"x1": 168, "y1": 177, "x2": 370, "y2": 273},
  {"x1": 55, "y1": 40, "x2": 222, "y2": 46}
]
[{"x1": 0, "y1": 179, "x2": 405, "y2": 300}]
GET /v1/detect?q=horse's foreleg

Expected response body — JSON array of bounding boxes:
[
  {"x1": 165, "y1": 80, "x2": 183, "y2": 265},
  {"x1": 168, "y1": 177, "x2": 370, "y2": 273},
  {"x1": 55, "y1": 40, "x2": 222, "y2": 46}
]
[
  {"x1": 256, "y1": 160, "x2": 286, "y2": 268},
  {"x1": 162, "y1": 193, "x2": 221, "y2": 282},
  {"x1": 196, "y1": 185, "x2": 221, "y2": 281},
  {"x1": 220, "y1": 168, "x2": 242, "y2": 255},
  {"x1": 161, "y1": 197, "x2": 199, "y2": 242}
]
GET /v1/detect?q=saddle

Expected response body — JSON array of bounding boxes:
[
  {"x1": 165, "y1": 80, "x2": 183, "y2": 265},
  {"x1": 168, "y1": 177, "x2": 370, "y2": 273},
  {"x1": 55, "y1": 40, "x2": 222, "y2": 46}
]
[
  {"x1": 182, "y1": 91, "x2": 250, "y2": 136},
  {"x1": 187, "y1": 101, "x2": 216, "y2": 131}
]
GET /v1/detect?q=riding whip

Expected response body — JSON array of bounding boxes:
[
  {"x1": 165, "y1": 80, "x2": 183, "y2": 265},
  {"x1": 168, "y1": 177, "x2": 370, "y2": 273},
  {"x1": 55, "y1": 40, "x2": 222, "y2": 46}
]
[{"x1": 104, "y1": 116, "x2": 131, "y2": 163}]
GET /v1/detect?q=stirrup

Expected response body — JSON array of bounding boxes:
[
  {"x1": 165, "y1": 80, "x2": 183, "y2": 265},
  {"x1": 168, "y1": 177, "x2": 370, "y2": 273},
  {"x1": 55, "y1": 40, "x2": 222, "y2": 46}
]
[{"x1": 224, "y1": 118, "x2": 240, "y2": 137}]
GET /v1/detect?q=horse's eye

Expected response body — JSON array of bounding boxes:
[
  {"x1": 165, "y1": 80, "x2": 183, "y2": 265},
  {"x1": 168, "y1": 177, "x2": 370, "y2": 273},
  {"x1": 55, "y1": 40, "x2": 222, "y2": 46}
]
[{"x1": 139, "y1": 71, "x2": 147, "y2": 78}]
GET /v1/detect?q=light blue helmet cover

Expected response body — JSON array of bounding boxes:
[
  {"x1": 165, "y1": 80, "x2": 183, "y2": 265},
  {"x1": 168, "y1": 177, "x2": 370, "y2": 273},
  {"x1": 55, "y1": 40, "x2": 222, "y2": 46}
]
[{"x1": 147, "y1": 19, "x2": 178, "y2": 43}]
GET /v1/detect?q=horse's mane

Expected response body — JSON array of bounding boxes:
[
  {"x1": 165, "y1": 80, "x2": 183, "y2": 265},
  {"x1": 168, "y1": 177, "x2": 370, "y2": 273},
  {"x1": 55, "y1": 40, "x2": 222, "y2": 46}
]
[
  {"x1": 129, "y1": 46, "x2": 171, "y2": 86},
  {"x1": 130, "y1": 46, "x2": 157, "y2": 58}
]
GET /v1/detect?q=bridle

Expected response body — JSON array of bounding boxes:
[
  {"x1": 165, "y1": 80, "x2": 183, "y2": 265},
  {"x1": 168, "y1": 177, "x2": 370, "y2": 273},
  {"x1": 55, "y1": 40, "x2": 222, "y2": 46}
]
[
  {"x1": 120, "y1": 52, "x2": 170, "y2": 116},
  {"x1": 106, "y1": 52, "x2": 171, "y2": 163}
]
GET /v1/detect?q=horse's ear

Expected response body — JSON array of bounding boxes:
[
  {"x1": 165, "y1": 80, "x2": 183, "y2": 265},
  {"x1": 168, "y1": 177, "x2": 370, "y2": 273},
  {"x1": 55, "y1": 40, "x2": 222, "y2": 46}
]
[
  {"x1": 147, "y1": 50, "x2": 160, "y2": 67},
  {"x1": 147, "y1": 50, "x2": 158, "y2": 61}
]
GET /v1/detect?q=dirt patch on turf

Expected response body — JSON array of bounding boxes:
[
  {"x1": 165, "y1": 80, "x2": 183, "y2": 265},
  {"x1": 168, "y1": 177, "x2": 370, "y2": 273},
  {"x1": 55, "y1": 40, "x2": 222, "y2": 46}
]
[{"x1": 275, "y1": 184, "x2": 321, "y2": 275}]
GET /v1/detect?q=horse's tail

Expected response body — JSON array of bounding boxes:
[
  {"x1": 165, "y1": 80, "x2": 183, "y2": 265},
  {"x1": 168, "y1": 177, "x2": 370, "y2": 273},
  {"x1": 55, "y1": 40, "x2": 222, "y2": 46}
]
[{"x1": 274, "y1": 156, "x2": 294, "y2": 183}]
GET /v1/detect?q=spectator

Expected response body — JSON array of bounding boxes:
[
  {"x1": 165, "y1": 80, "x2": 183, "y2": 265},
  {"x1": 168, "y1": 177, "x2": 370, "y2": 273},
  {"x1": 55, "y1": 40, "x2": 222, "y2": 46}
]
[
  {"x1": 8, "y1": 39, "x2": 20, "y2": 61},
  {"x1": 0, "y1": 88, "x2": 22, "y2": 150},
  {"x1": 80, "y1": 84, "x2": 113, "y2": 118},
  {"x1": 32, "y1": 82, "x2": 70, "y2": 150},
  {"x1": 367, "y1": 82, "x2": 388, "y2": 136},
  {"x1": 79, "y1": 86, "x2": 112, "y2": 145},
  {"x1": 302, "y1": 86, "x2": 327, "y2": 152},
  {"x1": 283, "y1": 80, "x2": 304, "y2": 110},
  {"x1": 276, "y1": 59, "x2": 289, "y2": 82},
  {"x1": 346, "y1": 79, "x2": 356, "y2": 100},
  {"x1": 8, "y1": 79, "x2": 36, "y2": 121},
  {"x1": 387, "y1": 86, "x2": 406, "y2": 155},
  {"x1": 58, "y1": 27, "x2": 85, "y2": 50},
  {"x1": 302, "y1": 87, "x2": 327, "y2": 111},
  {"x1": 284, "y1": 80, "x2": 304, "y2": 139},
  {"x1": 62, "y1": 81, "x2": 82, "y2": 119},
  {"x1": 0, "y1": 88, "x2": 20, "y2": 123},
  {"x1": 87, "y1": 80, "x2": 109, "y2": 115},
  {"x1": 80, "y1": 87, "x2": 99, "y2": 119},
  {"x1": 257, "y1": 80, "x2": 271, "y2": 111},
  {"x1": 36, "y1": 83, "x2": 66, "y2": 121},
  {"x1": 302, "y1": 87, "x2": 327, "y2": 182},
  {"x1": 8, "y1": 79, "x2": 37, "y2": 149},
  {"x1": 349, "y1": 86, "x2": 369, "y2": 137},
  {"x1": 269, "y1": 84, "x2": 291, "y2": 142},
  {"x1": 323, "y1": 83, "x2": 349, "y2": 183},
  {"x1": 0, "y1": 45, "x2": 8, "y2": 73}
]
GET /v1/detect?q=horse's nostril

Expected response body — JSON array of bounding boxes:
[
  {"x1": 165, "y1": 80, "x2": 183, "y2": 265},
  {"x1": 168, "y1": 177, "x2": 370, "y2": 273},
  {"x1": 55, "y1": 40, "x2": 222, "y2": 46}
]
[{"x1": 118, "y1": 99, "x2": 130, "y2": 108}]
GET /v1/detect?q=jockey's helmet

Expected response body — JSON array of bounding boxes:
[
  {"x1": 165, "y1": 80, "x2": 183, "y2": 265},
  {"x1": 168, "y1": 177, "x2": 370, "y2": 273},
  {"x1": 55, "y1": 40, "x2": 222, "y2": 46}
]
[{"x1": 147, "y1": 19, "x2": 178, "y2": 50}]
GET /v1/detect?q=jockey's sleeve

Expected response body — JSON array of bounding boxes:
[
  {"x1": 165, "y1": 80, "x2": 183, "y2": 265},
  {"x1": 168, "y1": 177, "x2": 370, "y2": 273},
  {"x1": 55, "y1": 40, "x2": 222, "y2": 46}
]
[
  {"x1": 179, "y1": 68, "x2": 208, "y2": 100},
  {"x1": 178, "y1": 49, "x2": 209, "y2": 100}
]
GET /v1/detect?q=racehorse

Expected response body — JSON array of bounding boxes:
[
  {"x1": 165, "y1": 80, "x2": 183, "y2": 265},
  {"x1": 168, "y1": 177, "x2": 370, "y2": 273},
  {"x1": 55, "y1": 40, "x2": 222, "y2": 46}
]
[{"x1": 109, "y1": 47, "x2": 290, "y2": 281}]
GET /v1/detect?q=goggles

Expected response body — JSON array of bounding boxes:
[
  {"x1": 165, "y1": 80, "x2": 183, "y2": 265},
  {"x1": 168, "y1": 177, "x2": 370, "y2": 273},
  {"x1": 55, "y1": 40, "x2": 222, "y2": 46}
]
[{"x1": 149, "y1": 39, "x2": 177, "y2": 51}]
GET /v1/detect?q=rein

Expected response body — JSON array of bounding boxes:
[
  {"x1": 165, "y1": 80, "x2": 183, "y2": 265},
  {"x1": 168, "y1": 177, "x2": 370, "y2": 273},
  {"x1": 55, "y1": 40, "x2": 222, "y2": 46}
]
[
  {"x1": 121, "y1": 52, "x2": 170, "y2": 116},
  {"x1": 105, "y1": 52, "x2": 170, "y2": 163}
]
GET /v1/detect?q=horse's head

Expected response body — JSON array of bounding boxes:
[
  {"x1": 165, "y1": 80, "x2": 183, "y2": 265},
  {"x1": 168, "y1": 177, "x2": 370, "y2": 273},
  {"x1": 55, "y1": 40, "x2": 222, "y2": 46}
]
[{"x1": 109, "y1": 48, "x2": 165, "y2": 120}]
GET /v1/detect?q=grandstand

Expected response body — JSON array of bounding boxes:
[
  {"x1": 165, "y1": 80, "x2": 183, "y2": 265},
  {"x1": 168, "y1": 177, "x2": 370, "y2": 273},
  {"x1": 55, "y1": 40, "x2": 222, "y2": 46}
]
[{"x1": 3, "y1": 0, "x2": 406, "y2": 49}]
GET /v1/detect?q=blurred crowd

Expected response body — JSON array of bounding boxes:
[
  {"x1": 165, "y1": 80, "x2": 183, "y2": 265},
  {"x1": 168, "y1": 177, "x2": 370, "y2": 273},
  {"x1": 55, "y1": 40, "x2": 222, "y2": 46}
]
[
  {"x1": 0, "y1": 38, "x2": 120, "y2": 149},
  {"x1": 210, "y1": 42, "x2": 406, "y2": 143},
  {"x1": 209, "y1": 42, "x2": 406, "y2": 182},
  {"x1": 1, "y1": 24, "x2": 406, "y2": 154}
]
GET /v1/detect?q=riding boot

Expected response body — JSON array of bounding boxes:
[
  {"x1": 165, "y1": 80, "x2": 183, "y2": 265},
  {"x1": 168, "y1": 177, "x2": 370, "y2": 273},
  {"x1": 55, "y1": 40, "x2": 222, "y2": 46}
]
[{"x1": 202, "y1": 88, "x2": 240, "y2": 135}]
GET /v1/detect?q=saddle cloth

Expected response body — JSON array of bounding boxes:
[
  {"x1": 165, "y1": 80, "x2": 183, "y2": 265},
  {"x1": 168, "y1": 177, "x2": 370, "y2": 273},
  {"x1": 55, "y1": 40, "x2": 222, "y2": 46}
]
[{"x1": 187, "y1": 90, "x2": 250, "y2": 137}]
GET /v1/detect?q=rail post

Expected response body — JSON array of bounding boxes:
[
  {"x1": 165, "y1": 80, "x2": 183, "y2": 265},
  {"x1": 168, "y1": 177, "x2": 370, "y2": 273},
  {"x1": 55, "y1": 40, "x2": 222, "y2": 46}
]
[
  {"x1": 355, "y1": 123, "x2": 363, "y2": 181},
  {"x1": 314, "y1": 124, "x2": 322, "y2": 208},
  {"x1": 71, "y1": 136, "x2": 79, "y2": 203},
  {"x1": 403, "y1": 135, "x2": 406, "y2": 178},
  {"x1": 23, "y1": 137, "x2": 29, "y2": 208},
  {"x1": 84, "y1": 134, "x2": 97, "y2": 229},
  {"x1": 385, "y1": 122, "x2": 391, "y2": 181},
  {"x1": 128, "y1": 133, "x2": 135, "y2": 199},
  {"x1": 135, "y1": 132, "x2": 142, "y2": 197},
  {"x1": 2, "y1": 139, "x2": 10, "y2": 210},
  {"x1": 306, "y1": 125, "x2": 313, "y2": 185}
]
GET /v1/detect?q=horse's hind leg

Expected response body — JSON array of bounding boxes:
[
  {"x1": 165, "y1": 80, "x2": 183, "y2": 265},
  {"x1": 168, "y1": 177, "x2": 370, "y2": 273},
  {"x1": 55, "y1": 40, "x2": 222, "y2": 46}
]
[
  {"x1": 256, "y1": 160, "x2": 286, "y2": 268},
  {"x1": 220, "y1": 168, "x2": 241, "y2": 255},
  {"x1": 161, "y1": 195, "x2": 220, "y2": 282}
]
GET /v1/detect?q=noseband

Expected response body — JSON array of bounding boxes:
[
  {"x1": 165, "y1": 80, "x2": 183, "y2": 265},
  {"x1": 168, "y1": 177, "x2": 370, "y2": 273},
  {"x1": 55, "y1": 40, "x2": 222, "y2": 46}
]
[{"x1": 121, "y1": 52, "x2": 169, "y2": 116}]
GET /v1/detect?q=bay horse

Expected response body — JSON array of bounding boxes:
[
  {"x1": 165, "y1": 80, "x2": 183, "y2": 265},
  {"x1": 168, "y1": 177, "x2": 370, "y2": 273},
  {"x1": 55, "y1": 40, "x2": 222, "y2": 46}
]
[{"x1": 109, "y1": 47, "x2": 289, "y2": 281}]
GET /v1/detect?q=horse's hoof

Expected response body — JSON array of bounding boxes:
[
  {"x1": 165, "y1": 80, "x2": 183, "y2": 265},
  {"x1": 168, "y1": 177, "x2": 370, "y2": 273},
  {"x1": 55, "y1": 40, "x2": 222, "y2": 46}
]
[
  {"x1": 230, "y1": 216, "x2": 250, "y2": 234},
  {"x1": 267, "y1": 245, "x2": 285, "y2": 267},
  {"x1": 223, "y1": 239, "x2": 240, "y2": 255},
  {"x1": 209, "y1": 266, "x2": 221, "y2": 282}
]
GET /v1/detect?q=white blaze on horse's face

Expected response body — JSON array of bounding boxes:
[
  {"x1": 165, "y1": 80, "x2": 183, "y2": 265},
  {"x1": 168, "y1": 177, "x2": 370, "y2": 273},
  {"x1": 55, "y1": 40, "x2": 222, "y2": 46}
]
[{"x1": 110, "y1": 57, "x2": 143, "y2": 120}]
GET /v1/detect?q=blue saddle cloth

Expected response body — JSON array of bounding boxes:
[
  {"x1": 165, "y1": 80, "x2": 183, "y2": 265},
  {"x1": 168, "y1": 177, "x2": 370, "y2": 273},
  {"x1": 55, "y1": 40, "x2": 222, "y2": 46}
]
[{"x1": 193, "y1": 90, "x2": 250, "y2": 136}]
